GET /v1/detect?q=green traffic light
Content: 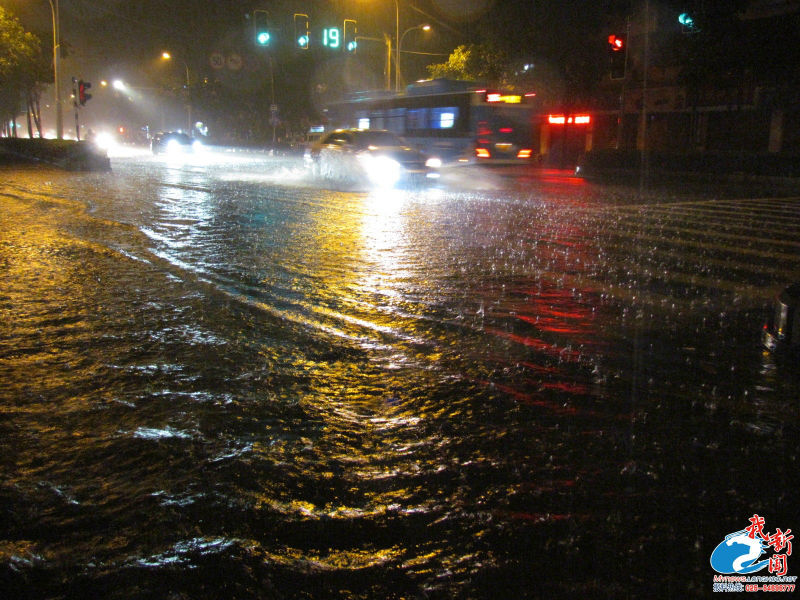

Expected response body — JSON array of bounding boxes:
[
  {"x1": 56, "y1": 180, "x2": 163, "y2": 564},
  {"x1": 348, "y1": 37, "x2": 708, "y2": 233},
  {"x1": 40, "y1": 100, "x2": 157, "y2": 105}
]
[{"x1": 257, "y1": 31, "x2": 270, "y2": 45}]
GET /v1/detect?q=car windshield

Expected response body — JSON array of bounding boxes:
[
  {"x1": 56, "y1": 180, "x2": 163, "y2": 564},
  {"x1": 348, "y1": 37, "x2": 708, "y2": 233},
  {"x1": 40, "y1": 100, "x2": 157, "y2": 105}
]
[{"x1": 352, "y1": 131, "x2": 404, "y2": 148}]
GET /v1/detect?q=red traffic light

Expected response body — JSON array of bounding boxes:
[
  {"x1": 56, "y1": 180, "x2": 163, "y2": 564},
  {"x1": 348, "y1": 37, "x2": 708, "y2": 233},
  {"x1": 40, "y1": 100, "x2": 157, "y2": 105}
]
[
  {"x1": 78, "y1": 80, "x2": 92, "y2": 105},
  {"x1": 608, "y1": 34, "x2": 624, "y2": 51}
]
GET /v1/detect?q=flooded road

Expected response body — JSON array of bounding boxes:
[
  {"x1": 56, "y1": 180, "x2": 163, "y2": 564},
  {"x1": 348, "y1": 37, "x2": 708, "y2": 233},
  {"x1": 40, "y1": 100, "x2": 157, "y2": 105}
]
[{"x1": 1, "y1": 151, "x2": 798, "y2": 598}]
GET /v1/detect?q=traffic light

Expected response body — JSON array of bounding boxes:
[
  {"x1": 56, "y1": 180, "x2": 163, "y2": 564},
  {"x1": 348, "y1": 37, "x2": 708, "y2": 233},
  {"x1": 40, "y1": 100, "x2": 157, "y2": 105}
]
[
  {"x1": 294, "y1": 13, "x2": 309, "y2": 49},
  {"x1": 344, "y1": 19, "x2": 357, "y2": 52},
  {"x1": 254, "y1": 10, "x2": 271, "y2": 46},
  {"x1": 607, "y1": 34, "x2": 626, "y2": 79},
  {"x1": 78, "y1": 80, "x2": 92, "y2": 105},
  {"x1": 678, "y1": 12, "x2": 699, "y2": 33}
]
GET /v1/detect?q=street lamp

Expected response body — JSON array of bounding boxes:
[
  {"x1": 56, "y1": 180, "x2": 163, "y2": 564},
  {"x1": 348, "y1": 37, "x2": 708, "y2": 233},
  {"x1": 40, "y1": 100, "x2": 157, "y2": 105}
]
[
  {"x1": 46, "y1": 0, "x2": 63, "y2": 139},
  {"x1": 397, "y1": 24, "x2": 431, "y2": 91},
  {"x1": 392, "y1": 0, "x2": 399, "y2": 91},
  {"x1": 161, "y1": 52, "x2": 192, "y2": 134}
]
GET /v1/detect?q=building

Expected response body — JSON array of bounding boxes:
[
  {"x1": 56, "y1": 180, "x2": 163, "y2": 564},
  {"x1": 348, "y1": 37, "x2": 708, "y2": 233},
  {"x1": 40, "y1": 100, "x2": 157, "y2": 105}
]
[{"x1": 541, "y1": 0, "x2": 800, "y2": 167}]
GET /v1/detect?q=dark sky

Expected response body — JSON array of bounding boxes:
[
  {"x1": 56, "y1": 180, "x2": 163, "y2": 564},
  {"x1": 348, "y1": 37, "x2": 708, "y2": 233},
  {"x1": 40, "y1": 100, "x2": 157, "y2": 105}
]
[
  {"x1": 4, "y1": 1, "x2": 632, "y2": 73},
  {"x1": 3, "y1": 0, "x2": 752, "y2": 84},
  {"x1": 3, "y1": 0, "x2": 778, "y2": 134}
]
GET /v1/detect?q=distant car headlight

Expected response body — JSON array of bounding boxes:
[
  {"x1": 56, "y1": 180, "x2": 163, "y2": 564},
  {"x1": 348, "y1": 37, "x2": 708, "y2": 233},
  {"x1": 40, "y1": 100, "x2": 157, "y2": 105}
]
[
  {"x1": 359, "y1": 153, "x2": 401, "y2": 187},
  {"x1": 192, "y1": 139, "x2": 204, "y2": 152},
  {"x1": 94, "y1": 132, "x2": 116, "y2": 151},
  {"x1": 425, "y1": 157, "x2": 442, "y2": 169},
  {"x1": 166, "y1": 139, "x2": 185, "y2": 154}
]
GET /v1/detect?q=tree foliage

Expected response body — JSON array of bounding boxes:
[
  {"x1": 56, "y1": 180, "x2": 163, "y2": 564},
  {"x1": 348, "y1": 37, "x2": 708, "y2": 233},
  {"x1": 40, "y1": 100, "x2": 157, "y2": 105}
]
[
  {"x1": 426, "y1": 43, "x2": 510, "y2": 87},
  {"x1": 0, "y1": 6, "x2": 43, "y2": 136}
]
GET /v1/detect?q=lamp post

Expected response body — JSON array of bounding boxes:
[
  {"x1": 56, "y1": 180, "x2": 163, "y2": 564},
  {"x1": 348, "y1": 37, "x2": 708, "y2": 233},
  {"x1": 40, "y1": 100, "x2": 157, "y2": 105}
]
[
  {"x1": 397, "y1": 24, "x2": 430, "y2": 91},
  {"x1": 161, "y1": 52, "x2": 192, "y2": 134},
  {"x1": 47, "y1": 0, "x2": 63, "y2": 139},
  {"x1": 392, "y1": 0, "x2": 399, "y2": 91}
]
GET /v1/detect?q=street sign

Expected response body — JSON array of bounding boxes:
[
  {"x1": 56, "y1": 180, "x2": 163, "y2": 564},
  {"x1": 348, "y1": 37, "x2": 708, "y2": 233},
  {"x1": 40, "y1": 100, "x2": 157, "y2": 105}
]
[
  {"x1": 226, "y1": 53, "x2": 243, "y2": 71},
  {"x1": 210, "y1": 52, "x2": 225, "y2": 70}
]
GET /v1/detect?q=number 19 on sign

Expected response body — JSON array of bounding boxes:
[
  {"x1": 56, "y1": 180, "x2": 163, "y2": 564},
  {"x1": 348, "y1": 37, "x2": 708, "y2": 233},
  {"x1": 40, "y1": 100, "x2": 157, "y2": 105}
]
[{"x1": 323, "y1": 27, "x2": 340, "y2": 48}]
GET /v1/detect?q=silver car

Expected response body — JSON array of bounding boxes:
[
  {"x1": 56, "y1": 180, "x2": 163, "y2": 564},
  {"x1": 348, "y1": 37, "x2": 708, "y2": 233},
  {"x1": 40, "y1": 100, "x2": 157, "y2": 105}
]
[{"x1": 305, "y1": 129, "x2": 440, "y2": 187}]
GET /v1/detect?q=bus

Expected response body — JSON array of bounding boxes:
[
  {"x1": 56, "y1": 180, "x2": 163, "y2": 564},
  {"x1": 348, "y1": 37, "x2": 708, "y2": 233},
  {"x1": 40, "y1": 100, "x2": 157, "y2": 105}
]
[{"x1": 324, "y1": 79, "x2": 538, "y2": 164}]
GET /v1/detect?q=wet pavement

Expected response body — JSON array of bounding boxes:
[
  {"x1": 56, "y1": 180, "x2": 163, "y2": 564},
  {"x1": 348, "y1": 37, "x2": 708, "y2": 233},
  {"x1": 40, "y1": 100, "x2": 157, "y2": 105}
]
[{"x1": 1, "y1": 149, "x2": 798, "y2": 598}]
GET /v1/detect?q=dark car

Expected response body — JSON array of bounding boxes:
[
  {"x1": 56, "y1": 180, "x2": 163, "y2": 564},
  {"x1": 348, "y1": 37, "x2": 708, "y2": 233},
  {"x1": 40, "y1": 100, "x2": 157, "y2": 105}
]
[
  {"x1": 304, "y1": 129, "x2": 441, "y2": 187},
  {"x1": 150, "y1": 132, "x2": 200, "y2": 155}
]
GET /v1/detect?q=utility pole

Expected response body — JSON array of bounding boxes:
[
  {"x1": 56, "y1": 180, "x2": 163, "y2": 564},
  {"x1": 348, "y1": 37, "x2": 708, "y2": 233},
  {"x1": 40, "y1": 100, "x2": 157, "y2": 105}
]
[
  {"x1": 639, "y1": 0, "x2": 651, "y2": 195},
  {"x1": 355, "y1": 35, "x2": 393, "y2": 91},
  {"x1": 47, "y1": 0, "x2": 63, "y2": 139}
]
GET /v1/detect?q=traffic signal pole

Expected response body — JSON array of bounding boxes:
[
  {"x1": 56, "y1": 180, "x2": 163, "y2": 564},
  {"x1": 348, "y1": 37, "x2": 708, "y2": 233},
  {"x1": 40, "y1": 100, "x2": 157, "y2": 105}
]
[
  {"x1": 616, "y1": 17, "x2": 630, "y2": 149},
  {"x1": 72, "y1": 78, "x2": 80, "y2": 140},
  {"x1": 353, "y1": 34, "x2": 392, "y2": 91},
  {"x1": 385, "y1": 34, "x2": 392, "y2": 92}
]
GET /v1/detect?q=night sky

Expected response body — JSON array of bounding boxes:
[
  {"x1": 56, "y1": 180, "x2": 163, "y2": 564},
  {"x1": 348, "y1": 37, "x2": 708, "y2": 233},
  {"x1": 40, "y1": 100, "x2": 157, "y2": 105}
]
[
  {"x1": 4, "y1": 0, "x2": 754, "y2": 83},
  {"x1": 4, "y1": 0, "x2": 642, "y2": 79}
]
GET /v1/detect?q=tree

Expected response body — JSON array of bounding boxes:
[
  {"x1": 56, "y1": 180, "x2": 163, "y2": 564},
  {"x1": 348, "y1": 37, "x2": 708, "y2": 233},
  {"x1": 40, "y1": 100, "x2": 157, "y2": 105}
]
[
  {"x1": 0, "y1": 6, "x2": 43, "y2": 137},
  {"x1": 426, "y1": 43, "x2": 510, "y2": 87}
]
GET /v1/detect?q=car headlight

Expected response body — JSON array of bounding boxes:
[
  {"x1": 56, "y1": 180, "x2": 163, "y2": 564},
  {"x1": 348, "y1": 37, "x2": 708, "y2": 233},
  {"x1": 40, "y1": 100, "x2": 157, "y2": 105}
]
[
  {"x1": 94, "y1": 132, "x2": 116, "y2": 150},
  {"x1": 425, "y1": 157, "x2": 442, "y2": 169},
  {"x1": 166, "y1": 139, "x2": 185, "y2": 154},
  {"x1": 358, "y1": 153, "x2": 401, "y2": 187}
]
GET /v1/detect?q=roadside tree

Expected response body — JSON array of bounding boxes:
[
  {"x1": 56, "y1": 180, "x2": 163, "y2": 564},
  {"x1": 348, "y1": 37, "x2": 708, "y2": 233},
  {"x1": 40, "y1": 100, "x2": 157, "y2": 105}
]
[{"x1": 0, "y1": 6, "x2": 43, "y2": 137}]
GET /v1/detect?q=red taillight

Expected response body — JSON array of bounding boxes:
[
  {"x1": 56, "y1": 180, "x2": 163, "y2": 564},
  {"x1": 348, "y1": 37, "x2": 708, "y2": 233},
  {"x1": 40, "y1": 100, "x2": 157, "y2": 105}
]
[
  {"x1": 475, "y1": 148, "x2": 491, "y2": 159},
  {"x1": 517, "y1": 149, "x2": 532, "y2": 159}
]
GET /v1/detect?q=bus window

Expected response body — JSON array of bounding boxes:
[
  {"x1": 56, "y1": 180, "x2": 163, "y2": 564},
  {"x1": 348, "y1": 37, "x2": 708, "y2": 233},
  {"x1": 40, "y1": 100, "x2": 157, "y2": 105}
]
[
  {"x1": 325, "y1": 131, "x2": 351, "y2": 145},
  {"x1": 407, "y1": 108, "x2": 428, "y2": 131},
  {"x1": 430, "y1": 107, "x2": 458, "y2": 129},
  {"x1": 386, "y1": 108, "x2": 405, "y2": 134}
]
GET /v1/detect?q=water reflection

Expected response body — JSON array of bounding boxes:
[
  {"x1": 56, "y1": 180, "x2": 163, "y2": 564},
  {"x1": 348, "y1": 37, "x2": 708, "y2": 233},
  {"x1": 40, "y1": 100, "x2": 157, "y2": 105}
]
[{"x1": 1, "y1": 163, "x2": 798, "y2": 599}]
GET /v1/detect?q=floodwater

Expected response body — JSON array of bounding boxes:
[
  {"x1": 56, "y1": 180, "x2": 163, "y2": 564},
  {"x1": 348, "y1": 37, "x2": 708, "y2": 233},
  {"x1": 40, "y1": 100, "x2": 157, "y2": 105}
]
[{"x1": 1, "y1": 151, "x2": 798, "y2": 599}]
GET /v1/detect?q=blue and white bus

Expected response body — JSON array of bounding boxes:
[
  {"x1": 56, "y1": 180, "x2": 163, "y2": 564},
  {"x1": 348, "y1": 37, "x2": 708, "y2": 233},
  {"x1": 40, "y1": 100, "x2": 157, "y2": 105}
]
[{"x1": 324, "y1": 79, "x2": 538, "y2": 164}]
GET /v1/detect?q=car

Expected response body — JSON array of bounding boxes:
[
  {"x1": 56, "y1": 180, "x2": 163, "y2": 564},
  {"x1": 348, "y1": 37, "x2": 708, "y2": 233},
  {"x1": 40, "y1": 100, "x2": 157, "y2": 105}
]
[
  {"x1": 150, "y1": 131, "x2": 201, "y2": 155},
  {"x1": 762, "y1": 283, "x2": 800, "y2": 353},
  {"x1": 304, "y1": 129, "x2": 441, "y2": 187}
]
